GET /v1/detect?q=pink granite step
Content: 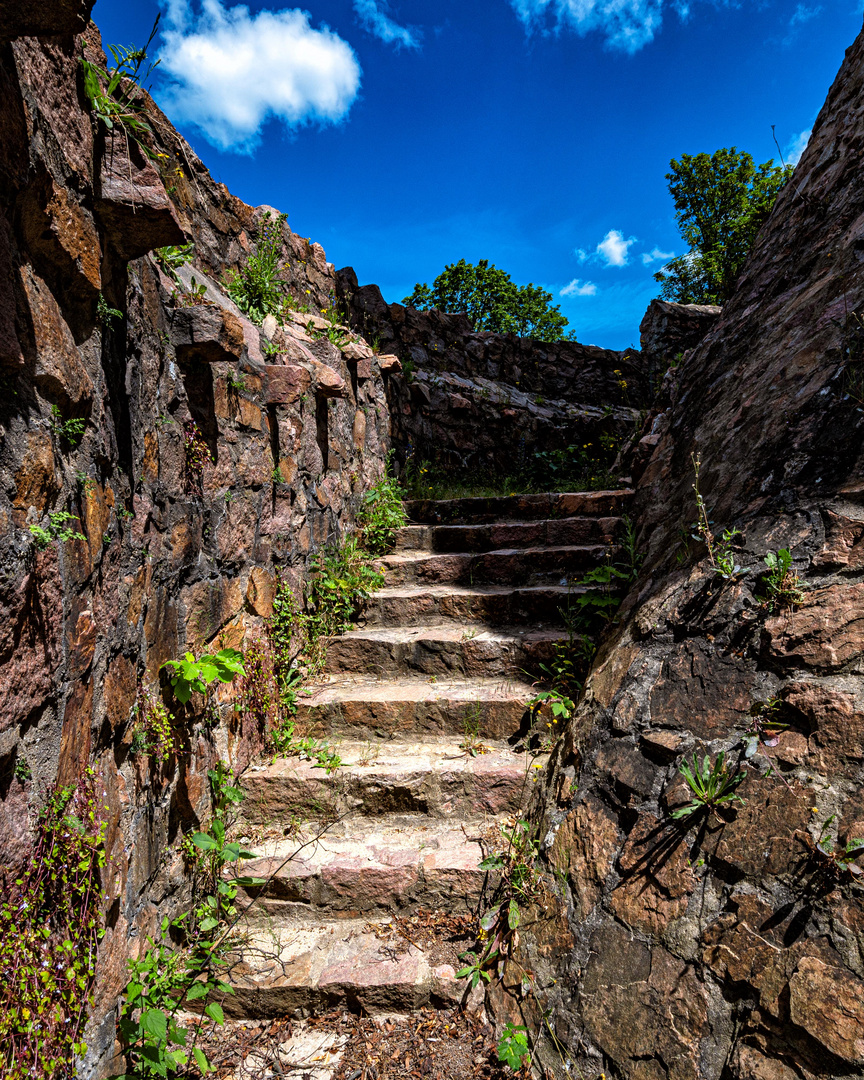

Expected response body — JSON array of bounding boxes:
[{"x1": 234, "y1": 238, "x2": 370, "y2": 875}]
[
  {"x1": 237, "y1": 817, "x2": 494, "y2": 921},
  {"x1": 380, "y1": 544, "x2": 611, "y2": 586},
  {"x1": 294, "y1": 675, "x2": 535, "y2": 739},
  {"x1": 323, "y1": 625, "x2": 563, "y2": 678},
  {"x1": 241, "y1": 738, "x2": 538, "y2": 823},
  {"x1": 405, "y1": 488, "x2": 634, "y2": 525}
]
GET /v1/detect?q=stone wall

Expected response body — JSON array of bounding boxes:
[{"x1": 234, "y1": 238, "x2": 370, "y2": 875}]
[
  {"x1": 336, "y1": 268, "x2": 651, "y2": 477},
  {"x1": 495, "y1": 17, "x2": 864, "y2": 1080},
  {"x1": 0, "y1": 11, "x2": 390, "y2": 1073}
]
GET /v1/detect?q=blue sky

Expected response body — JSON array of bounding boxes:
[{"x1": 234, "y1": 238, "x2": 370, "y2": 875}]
[{"x1": 93, "y1": 0, "x2": 862, "y2": 348}]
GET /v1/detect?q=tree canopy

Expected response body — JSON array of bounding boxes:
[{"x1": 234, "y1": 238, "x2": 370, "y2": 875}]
[
  {"x1": 403, "y1": 259, "x2": 572, "y2": 342},
  {"x1": 654, "y1": 147, "x2": 791, "y2": 305}
]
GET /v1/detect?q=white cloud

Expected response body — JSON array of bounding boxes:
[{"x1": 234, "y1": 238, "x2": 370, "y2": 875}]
[
  {"x1": 510, "y1": 0, "x2": 666, "y2": 52},
  {"x1": 158, "y1": 0, "x2": 361, "y2": 152},
  {"x1": 641, "y1": 246, "x2": 674, "y2": 266},
  {"x1": 785, "y1": 128, "x2": 811, "y2": 166},
  {"x1": 561, "y1": 278, "x2": 598, "y2": 297},
  {"x1": 353, "y1": 0, "x2": 420, "y2": 48},
  {"x1": 597, "y1": 229, "x2": 636, "y2": 267},
  {"x1": 790, "y1": 3, "x2": 821, "y2": 28}
]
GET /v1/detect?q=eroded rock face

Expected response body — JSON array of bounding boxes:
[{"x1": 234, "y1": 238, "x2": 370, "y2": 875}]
[
  {"x1": 500, "y1": 16, "x2": 864, "y2": 1080},
  {"x1": 0, "y1": 17, "x2": 390, "y2": 1077}
]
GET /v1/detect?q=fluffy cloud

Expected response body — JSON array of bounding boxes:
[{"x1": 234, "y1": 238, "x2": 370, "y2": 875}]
[
  {"x1": 578, "y1": 229, "x2": 636, "y2": 268},
  {"x1": 510, "y1": 0, "x2": 668, "y2": 52},
  {"x1": 560, "y1": 278, "x2": 598, "y2": 297},
  {"x1": 641, "y1": 246, "x2": 674, "y2": 266},
  {"x1": 158, "y1": 0, "x2": 361, "y2": 152},
  {"x1": 785, "y1": 128, "x2": 811, "y2": 166},
  {"x1": 353, "y1": 0, "x2": 420, "y2": 48}
]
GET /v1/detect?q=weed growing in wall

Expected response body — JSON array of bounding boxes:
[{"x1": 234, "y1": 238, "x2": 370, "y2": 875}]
[
  {"x1": 760, "y1": 548, "x2": 805, "y2": 611},
  {"x1": 691, "y1": 453, "x2": 748, "y2": 580},
  {"x1": 28, "y1": 510, "x2": 86, "y2": 551},
  {"x1": 81, "y1": 18, "x2": 161, "y2": 152},
  {"x1": 130, "y1": 683, "x2": 181, "y2": 760},
  {"x1": 153, "y1": 243, "x2": 194, "y2": 284},
  {"x1": 358, "y1": 454, "x2": 408, "y2": 555},
  {"x1": 671, "y1": 752, "x2": 746, "y2": 820},
  {"x1": 183, "y1": 420, "x2": 213, "y2": 496},
  {"x1": 0, "y1": 768, "x2": 106, "y2": 1079},
  {"x1": 49, "y1": 405, "x2": 86, "y2": 448},
  {"x1": 224, "y1": 212, "x2": 288, "y2": 323},
  {"x1": 307, "y1": 537, "x2": 385, "y2": 638}
]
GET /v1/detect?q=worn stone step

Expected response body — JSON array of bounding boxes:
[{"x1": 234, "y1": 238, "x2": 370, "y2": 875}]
[
  {"x1": 405, "y1": 488, "x2": 633, "y2": 525},
  {"x1": 294, "y1": 674, "x2": 534, "y2": 739},
  {"x1": 380, "y1": 544, "x2": 610, "y2": 586},
  {"x1": 236, "y1": 816, "x2": 494, "y2": 923},
  {"x1": 393, "y1": 516, "x2": 622, "y2": 554},
  {"x1": 240, "y1": 738, "x2": 538, "y2": 824},
  {"x1": 224, "y1": 918, "x2": 463, "y2": 1019},
  {"x1": 323, "y1": 625, "x2": 562, "y2": 678},
  {"x1": 363, "y1": 583, "x2": 581, "y2": 628}
]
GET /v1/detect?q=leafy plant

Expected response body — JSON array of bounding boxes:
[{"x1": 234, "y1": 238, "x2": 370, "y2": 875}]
[
  {"x1": 161, "y1": 648, "x2": 245, "y2": 705},
  {"x1": 130, "y1": 684, "x2": 180, "y2": 761},
  {"x1": 224, "y1": 212, "x2": 288, "y2": 323},
  {"x1": 358, "y1": 456, "x2": 408, "y2": 555},
  {"x1": 809, "y1": 815, "x2": 864, "y2": 879},
  {"x1": 153, "y1": 243, "x2": 194, "y2": 283},
  {"x1": 455, "y1": 949, "x2": 495, "y2": 990},
  {"x1": 459, "y1": 701, "x2": 489, "y2": 758},
  {"x1": 13, "y1": 755, "x2": 31, "y2": 782},
  {"x1": 81, "y1": 18, "x2": 160, "y2": 149},
  {"x1": 29, "y1": 511, "x2": 86, "y2": 551},
  {"x1": 97, "y1": 293, "x2": 123, "y2": 326},
  {"x1": 1, "y1": 769, "x2": 106, "y2": 1079},
  {"x1": 183, "y1": 420, "x2": 213, "y2": 496},
  {"x1": 49, "y1": 404, "x2": 86, "y2": 447},
  {"x1": 307, "y1": 536, "x2": 385, "y2": 639},
  {"x1": 497, "y1": 1023, "x2": 530, "y2": 1072},
  {"x1": 761, "y1": 548, "x2": 805, "y2": 611},
  {"x1": 173, "y1": 276, "x2": 212, "y2": 308},
  {"x1": 671, "y1": 752, "x2": 746, "y2": 820},
  {"x1": 691, "y1": 453, "x2": 748, "y2": 580}
]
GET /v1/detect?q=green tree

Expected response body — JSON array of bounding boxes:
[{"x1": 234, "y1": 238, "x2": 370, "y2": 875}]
[
  {"x1": 654, "y1": 148, "x2": 791, "y2": 304},
  {"x1": 403, "y1": 258, "x2": 572, "y2": 341}
]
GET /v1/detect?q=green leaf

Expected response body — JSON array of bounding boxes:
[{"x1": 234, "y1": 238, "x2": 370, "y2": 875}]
[
  {"x1": 204, "y1": 1001, "x2": 225, "y2": 1024},
  {"x1": 186, "y1": 981, "x2": 211, "y2": 1001},
  {"x1": 141, "y1": 1008, "x2": 168, "y2": 1040},
  {"x1": 507, "y1": 898, "x2": 520, "y2": 931},
  {"x1": 235, "y1": 876, "x2": 267, "y2": 887},
  {"x1": 192, "y1": 832, "x2": 217, "y2": 851},
  {"x1": 193, "y1": 1047, "x2": 211, "y2": 1073}
]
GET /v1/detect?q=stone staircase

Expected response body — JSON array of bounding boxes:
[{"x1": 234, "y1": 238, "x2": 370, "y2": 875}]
[{"x1": 227, "y1": 488, "x2": 632, "y2": 1028}]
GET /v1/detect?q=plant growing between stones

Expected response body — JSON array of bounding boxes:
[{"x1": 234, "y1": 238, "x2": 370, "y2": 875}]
[
  {"x1": 807, "y1": 814, "x2": 864, "y2": 880},
  {"x1": 49, "y1": 404, "x2": 86, "y2": 447},
  {"x1": 183, "y1": 420, "x2": 213, "y2": 496},
  {"x1": 497, "y1": 1023, "x2": 530, "y2": 1072},
  {"x1": 358, "y1": 454, "x2": 408, "y2": 555},
  {"x1": 671, "y1": 752, "x2": 746, "y2": 820},
  {"x1": 97, "y1": 293, "x2": 123, "y2": 326},
  {"x1": 459, "y1": 701, "x2": 489, "y2": 758},
  {"x1": 161, "y1": 648, "x2": 245, "y2": 705},
  {"x1": 760, "y1": 548, "x2": 805, "y2": 611},
  {"x1": 224, "y1": 212, "x2": 288, "y2": 323},
  {"x1": 741, "y1": 697, "x2": 790, "y2": 782},
  {"x1": 691, "y1": 453, "x2": 748, "y2": 580},
  {"x1": 28, "y1": 510, "x2": 86, "y2": 551},
  {"x1": 81, "y1": 18, "x2": 161, "y2": 150},
  {"x1": 0, "y1": 768, "x2": 106, "y2": 1079},
  {"x1": 130, "y1": 683, "x2": 180, "y2": 761},
  {"x1": 153, "y1": 243, "x2": 194, "y2": 283},
  {"x1": 307, "y1": 536, "x2": 385, "y2": 639}
]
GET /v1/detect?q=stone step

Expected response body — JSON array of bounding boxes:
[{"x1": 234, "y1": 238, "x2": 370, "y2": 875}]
[
  {"x1": 363, "y1": 583, "x2": 582, "y2": 628},
  {"x1": 392, "y1": 516, "x2": 622, "y2": 554},
  {"x1": 380, "y1": 544, "x2": 610, "y2": 586},
  {"x1": 323, "y1": 625, "x2": 562, "y2": 679},
  {"x1": 405, "y1": 488, "x2": 633, "y2": 525},
  {"x1": 240, "y1": 738, "x2": 539, "y2": 824},
  {"x1": 236, "y1": 816, "x2": 494, "y2": 923},
  {"x1": 223, "y1": 917, "x2": 463, "y2": 1019},
  {"x1": 294, "y1": 674, "x2": 534, "y2": 739}
]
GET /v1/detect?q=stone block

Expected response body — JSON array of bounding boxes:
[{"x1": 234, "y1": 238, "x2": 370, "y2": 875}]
[
  {"x1": 264, "y1": 363, "x2": 310, "y2": 405},
  {"x1": 170, "y1": 305, "x2": 245, "y2": 363}
]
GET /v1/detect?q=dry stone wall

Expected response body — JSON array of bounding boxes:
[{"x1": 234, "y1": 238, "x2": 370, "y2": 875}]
[
  {"x1": 336, "y1": 268, "x2": 651, "y2": 476},
  {"x1": 0, "y1": 11, "x2": 390, "y2": 1073},
  {"x1": 496, "y1": 18, "x2": 864, "y2": 1080}
]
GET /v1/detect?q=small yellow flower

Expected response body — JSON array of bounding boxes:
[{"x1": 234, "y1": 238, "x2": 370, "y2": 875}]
[{"x1": 812, "y1": 806, "x2": 819, "y2": 813}]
